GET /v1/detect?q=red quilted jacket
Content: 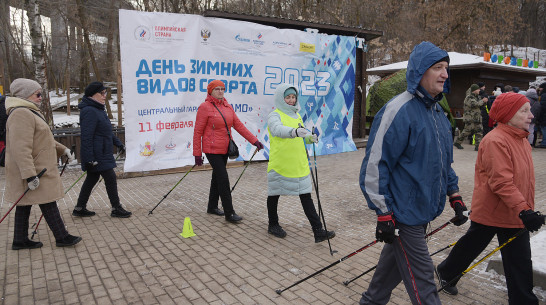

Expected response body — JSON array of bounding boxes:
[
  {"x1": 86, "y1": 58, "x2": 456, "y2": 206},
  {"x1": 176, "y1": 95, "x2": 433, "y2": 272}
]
[{"x1": 193, "y1": 95, "x2": 258, "y2": 156}]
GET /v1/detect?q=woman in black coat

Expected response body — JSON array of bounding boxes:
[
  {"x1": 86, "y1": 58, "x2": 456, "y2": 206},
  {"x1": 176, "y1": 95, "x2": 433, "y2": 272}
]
[{"x1": 73, "y1": 82, "x2": 131, "y2": 218}]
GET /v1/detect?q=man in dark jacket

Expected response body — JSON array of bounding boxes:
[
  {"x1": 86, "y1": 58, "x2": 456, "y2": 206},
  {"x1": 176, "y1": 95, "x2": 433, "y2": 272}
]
[
  {"x1": 359, "y1": 42, "x2": 468, "y2": 304},
  {"x1": 73, "y1": 81, "x2": 131, "y2": 218},
  {"x1": 537, "y1": 82, "x2": 546, "y2": 148}
]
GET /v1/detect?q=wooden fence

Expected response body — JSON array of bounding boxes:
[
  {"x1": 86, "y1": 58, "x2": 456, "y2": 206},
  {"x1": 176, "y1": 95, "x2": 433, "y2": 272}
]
[{"x1": 53, "y1": 127, "x2": 125, "y2": 163}]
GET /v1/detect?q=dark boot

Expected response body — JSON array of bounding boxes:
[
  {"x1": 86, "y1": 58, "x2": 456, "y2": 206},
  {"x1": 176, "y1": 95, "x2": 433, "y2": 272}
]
[
  {"x1": 225, "y1": 213, "x2": 243, "y2": 223},
  {"x1": 72, "y1": 207, "x2": 96, "y2": 217},
  {"x1": 207, "y1": 208, "x2": 225, "y2": 216},
  {"x1": 111, "y1": 205, "x2": 132, "y2": 218},
  {"x1": 56, "y1": 234, "x2": 82, "y2": 247},
  {"x1": 12, "y1": 240, "x2": 43, "y2": 250},
  {"x1": 454, "y1": 143, "x2": 463, "y2": 149},
  {"x1": 435, "y1": 266, "x2": 458, "y2": 295},
  {"x1": 313, "y1": 228, "x2": 335, "y2": 243},
  {"x1": 268, "y1": 224, "x2": 287, "y2": 238}
]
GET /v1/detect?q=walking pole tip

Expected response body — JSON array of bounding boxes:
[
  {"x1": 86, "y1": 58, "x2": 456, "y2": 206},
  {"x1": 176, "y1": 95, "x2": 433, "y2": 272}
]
[{"x1": 275, "y1": 289, "x2": 282, "y2": 295}]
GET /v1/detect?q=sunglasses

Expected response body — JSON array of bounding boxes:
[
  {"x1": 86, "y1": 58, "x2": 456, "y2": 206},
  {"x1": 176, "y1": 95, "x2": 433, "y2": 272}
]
[{"x1": 35, "y1": 93, "x2": 42, "y2": 98}]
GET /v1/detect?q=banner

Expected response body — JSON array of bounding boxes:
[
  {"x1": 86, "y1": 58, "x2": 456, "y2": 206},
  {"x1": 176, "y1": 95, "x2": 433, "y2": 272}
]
[{"x1": 119, "y1": 10, "x2": 357, "y2": 172}]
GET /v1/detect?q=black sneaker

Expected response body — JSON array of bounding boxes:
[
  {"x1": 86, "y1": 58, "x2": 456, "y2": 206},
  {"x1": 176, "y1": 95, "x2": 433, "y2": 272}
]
[
  {"x1": 207, "y1": 208, "x2": 225, "y2": 216},
  {"x1": 435, "y1": 266, "x2": 458, "y2": 295},
  {"x1": 12, "y1": 240, "x2": 43, "y2": 250},
  {"x1": 72, "y1": 208, "x2": 96, "y2": 217},
  {"x1": 111, "y1": 206, "x2": 132, "y2": 218},
  {"x1": 56, "y1": 234, "x2": 82, "y2": 247},
  {"x1": 225, "y1": 213, "x2": 243, "y2": 223},
  {"x1": 313, "y1": 228, "x2": 335, "y2": 243},
  {"x1": 454, "y1": 143, "x2": 464, "y2": 149},
  {"x1": 268, "y1": 224, "x2": 287, "y2": 238}
]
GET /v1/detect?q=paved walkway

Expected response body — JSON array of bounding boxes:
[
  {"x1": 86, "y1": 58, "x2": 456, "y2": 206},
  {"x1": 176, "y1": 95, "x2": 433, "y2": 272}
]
[{"x1": 1, "y1": 143, "x2": 546, "y2": 304}]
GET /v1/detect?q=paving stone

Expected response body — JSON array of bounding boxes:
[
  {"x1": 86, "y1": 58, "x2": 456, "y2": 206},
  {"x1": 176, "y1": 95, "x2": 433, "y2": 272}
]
[{"x1": 1, "y1": 147, "x2": 546, "y2": 303}]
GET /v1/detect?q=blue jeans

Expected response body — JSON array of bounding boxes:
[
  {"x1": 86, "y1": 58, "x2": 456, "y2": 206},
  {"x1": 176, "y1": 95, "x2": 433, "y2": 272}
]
[{"x1": 541, "y1": 125, "x2": 546, "y2": 146}]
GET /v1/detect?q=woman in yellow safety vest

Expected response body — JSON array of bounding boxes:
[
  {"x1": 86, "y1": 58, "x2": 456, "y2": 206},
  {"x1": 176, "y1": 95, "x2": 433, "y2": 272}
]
[{"x1": 266, "y1": 83, "x2": 335, "y2": 242}]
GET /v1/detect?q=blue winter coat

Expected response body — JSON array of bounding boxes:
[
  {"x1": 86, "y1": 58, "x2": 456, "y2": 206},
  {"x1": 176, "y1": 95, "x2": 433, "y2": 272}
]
[
  {"x1": 79, "y1": 96, "x2": 123, "y2": 172},
  {"x1": 360, "y1": 41, "x2": 459, "y2": 226}
]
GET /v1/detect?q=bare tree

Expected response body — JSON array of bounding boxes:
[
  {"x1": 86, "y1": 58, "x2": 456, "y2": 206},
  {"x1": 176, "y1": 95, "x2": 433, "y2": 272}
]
[{"x1": 24, "y1": 0, "x2": 53, "y2": 126}]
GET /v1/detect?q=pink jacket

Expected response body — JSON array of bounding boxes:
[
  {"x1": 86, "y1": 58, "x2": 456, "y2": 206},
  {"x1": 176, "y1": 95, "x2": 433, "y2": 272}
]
[
  {"x1": 470, "y1": 123, "x2": 534, "y2": 228},
  {"x1": 193, "y1": 95, "x2": 258, "y2": 156}
]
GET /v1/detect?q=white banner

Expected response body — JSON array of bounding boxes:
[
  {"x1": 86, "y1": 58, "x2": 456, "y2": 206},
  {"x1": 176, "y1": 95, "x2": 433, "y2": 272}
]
[{"x1": 119, "y1": 10, "x2": 357, "y2": 172}]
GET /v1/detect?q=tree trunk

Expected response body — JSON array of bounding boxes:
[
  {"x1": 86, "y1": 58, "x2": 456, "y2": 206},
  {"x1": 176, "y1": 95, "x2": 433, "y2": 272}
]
[{"x1": 24, "y1": 0, "x2": 54, "y2": 127}]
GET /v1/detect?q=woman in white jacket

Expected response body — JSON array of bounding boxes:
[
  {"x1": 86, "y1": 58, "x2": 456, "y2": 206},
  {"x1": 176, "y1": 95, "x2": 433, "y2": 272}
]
[{"x1": 266, "y1": 83, "x2": 334, "y2": 242}]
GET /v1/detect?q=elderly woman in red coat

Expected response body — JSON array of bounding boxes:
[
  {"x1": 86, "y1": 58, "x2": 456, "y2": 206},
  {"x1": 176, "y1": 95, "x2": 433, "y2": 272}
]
[
  {"x1": 193, "y1": 80, "x2": 263, "y2": 223},
  {"x1": 436, "y1": 93, "x2": 544, "y2": 304}
]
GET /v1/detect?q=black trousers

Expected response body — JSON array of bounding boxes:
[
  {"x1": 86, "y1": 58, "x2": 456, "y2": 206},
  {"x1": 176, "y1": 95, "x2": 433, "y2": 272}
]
[
  {"x1": 267, "y1": 193, "x2": 322, "y2": 231},
  {"x1": 205, "y1": 153, "x2": 234, "y2": 215},
  {"x1": 14, "y1": 201, "x2": 68, "y2": 243},
  {"x1": 76, "y1": 169, "x2": 120, "y2": 208},
  {"x1": 437, "y1": 221, "x2": 537, "y2": 305}
]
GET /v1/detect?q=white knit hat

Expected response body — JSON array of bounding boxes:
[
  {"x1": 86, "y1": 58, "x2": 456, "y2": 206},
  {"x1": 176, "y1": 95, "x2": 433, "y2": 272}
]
[{"x1": 10, "y1": 78, "x2": 42, "y2": 99}]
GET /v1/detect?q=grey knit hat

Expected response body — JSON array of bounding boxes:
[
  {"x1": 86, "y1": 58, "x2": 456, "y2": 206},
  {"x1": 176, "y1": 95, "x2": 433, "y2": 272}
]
[{"x1": 10, "y1": 78, "x2": 42, "y2": 99}]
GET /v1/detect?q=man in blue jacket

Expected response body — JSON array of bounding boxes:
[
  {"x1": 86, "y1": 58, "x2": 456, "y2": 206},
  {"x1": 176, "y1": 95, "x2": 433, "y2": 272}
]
[{"x1": 359, "y1": 41, "x2": 468, "y2": 304}]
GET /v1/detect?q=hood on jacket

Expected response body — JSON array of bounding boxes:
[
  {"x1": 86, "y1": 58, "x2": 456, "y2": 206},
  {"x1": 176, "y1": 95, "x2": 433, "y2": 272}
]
[
  {"x1": 525, "y1": 89, "x2": 539, "y2": 102},
  {"x1": 406, "y1": 41, "x2": 450, "y2": 95},
  {"x1": 273, "y1": 83, "x2": 300, "y2": 116},
  {"x1": 5, "y1": 96, "x2": 41, "y2": 113},
  {"x1": 78, "y1": 95, "x2": 105, "y2": 110}
]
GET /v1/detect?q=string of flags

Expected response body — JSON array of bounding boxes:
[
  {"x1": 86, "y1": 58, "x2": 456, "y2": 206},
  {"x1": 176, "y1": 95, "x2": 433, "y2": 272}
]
[{"x1": 483, "y1": 52, "x2": 540, "y2": 68}]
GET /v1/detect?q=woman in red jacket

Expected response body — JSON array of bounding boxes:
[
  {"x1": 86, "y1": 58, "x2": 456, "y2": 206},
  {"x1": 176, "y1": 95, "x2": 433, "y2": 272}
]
[
  {"x1": 193, "y1": 80, "x2": 264, "y2": 223},
  {"x1": 436, "y1": 93, "x2": 544, "y2": 303}
]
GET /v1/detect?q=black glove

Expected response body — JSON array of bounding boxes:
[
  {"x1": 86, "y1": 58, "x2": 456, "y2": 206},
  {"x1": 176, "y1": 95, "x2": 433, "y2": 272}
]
[
  {"x1": 118, "y1": 145, "x2": 125, "y2": 154},
  {"x1": 376, "y1": 212, "x2": 396, "y2": 243},
  {"x1": 449, "y1": 195, "x2": 468, "y2": 226},
  {"x1": 519, "y1": 210, "x2": 545, "y2": 232}
]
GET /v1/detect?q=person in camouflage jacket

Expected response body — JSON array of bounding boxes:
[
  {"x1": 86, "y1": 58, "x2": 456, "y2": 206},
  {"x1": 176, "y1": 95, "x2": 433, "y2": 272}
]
[{"x1": 454, "y1": 84, "x2": 484, "y2": 151}]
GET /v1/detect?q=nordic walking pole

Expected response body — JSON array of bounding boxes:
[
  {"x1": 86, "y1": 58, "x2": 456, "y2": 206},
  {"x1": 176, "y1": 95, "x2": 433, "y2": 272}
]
[
  {"x1": 438, "y1": 228, "x2": 527, "y2": 293},
  {"x1": 231, "y1": 148, "x2": 258, "y2": 193},
  {"x1": 148, "y1": 165, "x2": 196, "y2": 215},
  {"x1": 31, "y1": 157, "x2": 71, "y2": 239},
  {"x1": 305, "y1": 125, "x2": 336, "y2": 255},
  {"x1": 0, "y1": 168, "x2": 47, "y2": 225},
  {"x1": 275, "y1": 238, "x2": 380, "y2": 295},
  {"x1": 343, "y1": 216, "x2": 460, "y2": 286}
]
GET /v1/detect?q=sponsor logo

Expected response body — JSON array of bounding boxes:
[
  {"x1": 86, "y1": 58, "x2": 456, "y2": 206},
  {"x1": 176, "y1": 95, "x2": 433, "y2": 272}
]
[
  {"x1": 134, "y1": 26, "x2": 151, "y2": 41},
  {"x1": 235, "y1": 34, "x2": 251, "y2": 43},
  {"x1": 299, "y1": 42, "x2": 315, "y2": 53},
  {"x1": 139, "y1": 141, "x2": 155, "y2": 157},
  {"x1": 272, "y1": 41, "x2": 293, "y2": 48},
  {"x1": 252, "y1": 33, "x2": 265, "y2": 46},
  {"x1": 201, "y1": 29, "x2": 211, "y2": 41},
  {"x1": 165, "y1": 138, "x2": 177, "y2": 153}
]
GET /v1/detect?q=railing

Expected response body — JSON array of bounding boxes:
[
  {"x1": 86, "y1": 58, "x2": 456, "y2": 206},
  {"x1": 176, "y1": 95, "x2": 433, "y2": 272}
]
[{"x1": 53, "y1": 127, "x2": 125, "y2": 163}]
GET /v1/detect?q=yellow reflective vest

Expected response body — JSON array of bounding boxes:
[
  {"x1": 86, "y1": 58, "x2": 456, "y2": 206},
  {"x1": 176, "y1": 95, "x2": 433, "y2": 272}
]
[{"x1": 267, "y1": 109, "x2": 310, "y2": 178}]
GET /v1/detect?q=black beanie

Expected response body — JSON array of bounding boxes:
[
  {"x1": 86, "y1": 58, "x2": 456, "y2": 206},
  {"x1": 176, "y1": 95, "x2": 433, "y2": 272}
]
[
  {"x1": 432, "y1": 55, "x2": 450, "y2": 67},
  {"x1": 84, "y1": 81, "x2": 107, "y2": 97},
  {"x1": 540, "y1": 82, "x2": 546, "y2": 90}
]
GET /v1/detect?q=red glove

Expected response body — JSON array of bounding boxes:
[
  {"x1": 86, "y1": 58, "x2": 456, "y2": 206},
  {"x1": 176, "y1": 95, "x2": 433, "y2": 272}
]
[
  {"x1": 253, "y1": 140, "x2": 264, "y2": 151},
  {"x1": 194, "y1": 156, "x2": 203, "y2": 166}
]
